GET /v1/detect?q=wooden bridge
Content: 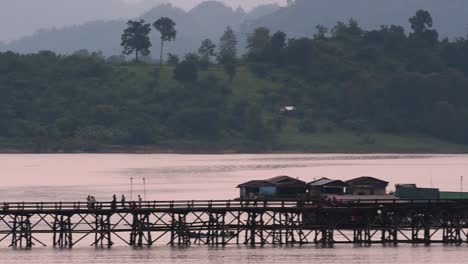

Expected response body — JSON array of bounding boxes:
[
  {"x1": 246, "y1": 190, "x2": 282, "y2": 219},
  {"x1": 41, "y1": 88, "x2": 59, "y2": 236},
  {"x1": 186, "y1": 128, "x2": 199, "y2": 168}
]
[{"x1": 1, "y1": 199, "x2": 468, "y2": 248}]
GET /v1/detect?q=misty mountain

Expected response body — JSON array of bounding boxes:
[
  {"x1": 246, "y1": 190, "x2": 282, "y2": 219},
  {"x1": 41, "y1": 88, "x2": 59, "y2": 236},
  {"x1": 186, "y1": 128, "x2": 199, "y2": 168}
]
[
  {"x1": 0, "y1": 0, "x2": 154, "y2": 43},
  {"x1": 1, "y1": 1, "x2": 280, "y2": 57},
  {"x1": 4, "y1": 21, "x2": 126, "y2": 56},
  {"x1": 245, "y1": 4, "x2": 281, "y2": 21},
  {"x1": 242, "y1": 0, "x2": 468, "y2": 40},
  {"x1": 6, "y1": 0, "x2": 467, "y2": 58}
]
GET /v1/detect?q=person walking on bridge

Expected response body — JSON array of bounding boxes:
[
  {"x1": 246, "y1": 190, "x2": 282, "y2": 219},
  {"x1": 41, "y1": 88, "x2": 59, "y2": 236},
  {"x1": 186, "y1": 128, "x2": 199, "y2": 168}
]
[
  {"x1": 86, "y1": 195, "x2": 91, "y2": 209},
  {"x1": 90, "y1": 196, "x2": 96, "y2": 209},
  {"x1": 138, "y1": 195, "x2": 143, "y2": 208},
  {"x1": 111, "y1": 194, "x2": 117, "y2": 210},
  {"x1": 121, "y1": 194, "x2": 126, "y2": 208}
]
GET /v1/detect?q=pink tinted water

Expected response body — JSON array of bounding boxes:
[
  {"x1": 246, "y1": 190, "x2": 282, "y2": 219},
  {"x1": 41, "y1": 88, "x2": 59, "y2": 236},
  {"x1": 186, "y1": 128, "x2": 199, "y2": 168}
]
[
  {"x1": 1, "y1": 153, "x2": 468, "y2": 263},
  {"x1": 0, "y1": 154, "x2": 467, "y2": 201}
]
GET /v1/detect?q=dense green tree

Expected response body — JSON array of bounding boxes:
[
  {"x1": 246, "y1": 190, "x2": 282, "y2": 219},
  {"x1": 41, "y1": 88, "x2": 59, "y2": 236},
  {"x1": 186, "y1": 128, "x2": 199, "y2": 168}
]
[
  {"x1": 246, "y1": 27, "x2": 271, "y2": 59},
  {"x1": 174, "y1": 60, "x2": 198, "y2": 83},
  {"x1": 409, "y1": 10, "x2": 439, "y2": 43},
  {"x1": 331, "y1": 19, "x2": 363, "y2": 42},
  {"x1": 3, "y1": 10, "x2": 468, "y2": 152},
  {"x1": 409, "y1": 10, "x2": 433, "y2": 35},
  {"x1": 217, "y1": 26, "x2": 238, "y2": 81},
  {"x1": 153, "y1": 17, "x2": 177, "y2": 65},
  {"x1": 167, "y1": 53, "x2": 180, "y2": 65},
  {"x1": 267, "y1": 31, "x2": 287, "y2": 66},
  {"x1": 184, "y1": 53, "x2": 201, "y2": 65},
  {"x1": 121, "y1": 20, "x2": 152, "y2": 62},
  {"x1": 313, "y1": 25, "x2": 328, "y2": 40},
  {"x1": 198, "y1": 39, "x2": 216, "y2": 69}
]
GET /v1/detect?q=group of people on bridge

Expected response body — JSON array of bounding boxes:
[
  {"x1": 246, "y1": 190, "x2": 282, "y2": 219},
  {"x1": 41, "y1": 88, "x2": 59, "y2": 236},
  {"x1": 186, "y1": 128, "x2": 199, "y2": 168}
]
[{"x1": 86, "y1": 194, "x2": 143, "y2": 210}]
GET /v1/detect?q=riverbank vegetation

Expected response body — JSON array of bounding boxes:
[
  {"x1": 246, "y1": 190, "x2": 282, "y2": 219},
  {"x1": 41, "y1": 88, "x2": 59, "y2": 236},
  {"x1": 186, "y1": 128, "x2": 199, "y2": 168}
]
[{"x1": 1, "y1": 10, "x2": 468, "y2": 153}]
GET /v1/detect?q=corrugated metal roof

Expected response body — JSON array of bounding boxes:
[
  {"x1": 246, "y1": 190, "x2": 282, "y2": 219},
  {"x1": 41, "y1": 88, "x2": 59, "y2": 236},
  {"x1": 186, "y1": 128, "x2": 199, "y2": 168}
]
[
  {"x1": 309, "y1": 177, "x2": 349, "y2": 187},
  {"x1": 309, "y1": 177, "x2": 333, "y2": 186},
  {"x1": 346, "y1": 176, "x2": 389, "y2": 185},
  {"x1": 238, "y1": 175, "x2": 307, "y2": 188},
  {"x1": 237, "y1": 180, "x2": 275, "y2": 188},
  {"x1": 265, "y1": 175, "x2": 306, "y2": 185}
]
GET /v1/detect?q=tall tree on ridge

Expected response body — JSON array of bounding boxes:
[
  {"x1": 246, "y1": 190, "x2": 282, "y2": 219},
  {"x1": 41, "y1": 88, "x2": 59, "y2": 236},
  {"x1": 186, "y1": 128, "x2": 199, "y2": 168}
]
[
  {"x1": 121, "y1": 20, "x2": 152, "y2": 62},
  {"x1": 247, "y1": 27, "x2": 271, "y2": 57},
  {"x1": 409, "y1": 10, "x2": 433, "y2": 35},
  {"x1": 409, "y1": 10, "x2": 438, "y2": 43},
  {"x1": 198, "y1": 39, "x2": 216, "y2": 69},
  {"x1": 153, "y1": 17, "x2": 177, "y2": 66},
  {"x1": 217, "y1": 26, "x2": 238, "y2": 81}
]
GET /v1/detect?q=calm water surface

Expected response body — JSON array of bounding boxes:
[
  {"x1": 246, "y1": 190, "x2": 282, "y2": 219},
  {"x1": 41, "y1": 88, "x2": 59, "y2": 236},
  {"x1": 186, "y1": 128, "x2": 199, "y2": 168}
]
[{"x1": 1, "y1": 153, "x2": 468, "y2": 263}]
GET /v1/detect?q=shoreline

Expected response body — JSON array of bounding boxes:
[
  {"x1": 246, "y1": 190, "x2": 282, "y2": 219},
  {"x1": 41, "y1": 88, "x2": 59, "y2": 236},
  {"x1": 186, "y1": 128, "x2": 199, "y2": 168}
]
[
  {"x1": 2, "y1": 132, "x2": 468, "y2": 155},
  {"x1": 0, "y1": 146, "x2": 467, "y2": 155}
]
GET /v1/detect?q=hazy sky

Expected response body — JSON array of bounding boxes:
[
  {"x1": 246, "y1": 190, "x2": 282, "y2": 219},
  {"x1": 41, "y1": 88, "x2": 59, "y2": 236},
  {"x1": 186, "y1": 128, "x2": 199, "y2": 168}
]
[{"x1": 0, "y1": 0, "x2": 286, "y2": 43}]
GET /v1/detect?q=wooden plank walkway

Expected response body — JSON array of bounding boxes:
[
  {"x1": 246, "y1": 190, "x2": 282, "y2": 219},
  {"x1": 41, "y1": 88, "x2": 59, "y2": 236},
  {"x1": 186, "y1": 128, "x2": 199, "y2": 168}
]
[{"x1": 1, "y1": 199, "x2": 468, "y2": 248}]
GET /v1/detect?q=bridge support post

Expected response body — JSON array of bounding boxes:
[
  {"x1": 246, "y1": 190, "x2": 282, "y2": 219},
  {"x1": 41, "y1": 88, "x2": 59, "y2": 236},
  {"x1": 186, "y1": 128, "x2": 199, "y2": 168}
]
[
  {"x1": 52, "y1": 214, "x2": 73, "y2": 248},
  {"x1": 245, "y1": 211, "x2": 258, "y2": 246},
  {"x1": 207, "y1": 212, "x2": 227, "y2": 246},
  {"x1": 442, "y1": 213, "x2": 462, "y2": 245},
  {"x1": 92, "y1": 214, "x2": 113, "y2": 247},
  {"x1": 285, "y1": 213, "x2": 298, "y2": 244},
  {"x1": 130, "y1": 213, "x2": 152, "y2": 247},
  {"x1": 10, "y1": 215, "x2": 33, "y2": 248},
  {"x1": 170, "y1": 213, "x2": 190, "y2": 246},
  {"x1": 354, "y1": 228, "x2": 371, "y2": 244},
  {"x1": 411, "y1": 211, "x2": 432, "y2": 245}
]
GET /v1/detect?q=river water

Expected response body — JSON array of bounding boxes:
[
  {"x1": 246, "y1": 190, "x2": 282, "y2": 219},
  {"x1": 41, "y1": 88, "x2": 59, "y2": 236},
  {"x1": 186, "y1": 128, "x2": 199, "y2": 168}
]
[{"x1": 1, "y1": 153, "x2": 468, "y2": 263}]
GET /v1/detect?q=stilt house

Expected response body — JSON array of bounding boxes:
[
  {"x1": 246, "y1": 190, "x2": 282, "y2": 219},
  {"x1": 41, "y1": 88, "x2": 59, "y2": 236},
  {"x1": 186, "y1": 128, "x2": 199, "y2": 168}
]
[
  {"x1": 346, "y1": 176, "x2": 389, "y2": 195},
  {"x1": 237, "y1": 176, "x2": 308, "y2": 200}
]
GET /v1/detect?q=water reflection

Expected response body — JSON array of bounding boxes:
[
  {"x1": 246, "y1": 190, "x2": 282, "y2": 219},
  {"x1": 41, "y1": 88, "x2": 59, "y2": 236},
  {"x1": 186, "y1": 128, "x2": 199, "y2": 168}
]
[
  {"x1": 0, "y1": 245, "x2": 467, "y2": 264},
  {"x1": 1, "y1": 154, "x2": 468, "y2": 202},
  {"x1": 1, "y1": 154, "x2": 468, "y2": 263}
]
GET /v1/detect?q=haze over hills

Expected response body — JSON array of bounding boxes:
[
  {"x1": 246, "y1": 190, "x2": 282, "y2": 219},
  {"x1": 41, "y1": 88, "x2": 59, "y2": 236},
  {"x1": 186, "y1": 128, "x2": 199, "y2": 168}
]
[
  {"x1": 243, "y1": 0, "x2": 468, "y2": 39},
  {"x1": 0, "y1": 0, "x2": 149, "y2": 44},
  {"x1": 0, "y1": 1, "x2": 280, "y2": 57},
  {"x1": 2, "y1": 0, "x2": 468, "y2": 57},
  {"x1": 0, "y1": 0, "x2": 287, "y2": 43}
]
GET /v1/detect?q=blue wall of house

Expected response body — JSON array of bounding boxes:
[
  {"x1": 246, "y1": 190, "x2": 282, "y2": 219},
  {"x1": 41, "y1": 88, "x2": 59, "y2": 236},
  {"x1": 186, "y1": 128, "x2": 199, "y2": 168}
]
[
  {"x1": 240, "y1": 186, "x2": 277, "y2": 198},
  {"x1": 259, "y1": 187, "x2": 277, "y2": 196}
]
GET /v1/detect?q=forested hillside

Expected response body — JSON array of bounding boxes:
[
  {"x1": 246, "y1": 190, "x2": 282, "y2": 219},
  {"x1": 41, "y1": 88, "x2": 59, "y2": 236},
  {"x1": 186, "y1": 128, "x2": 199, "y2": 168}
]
[
  {"x1": 4, "y1": 0, "x2": 468, "y2": 57},
  {"x1": 2, "y1": 2, "x2": 279, "y2": 57},
  {"x1": 1, "y1": 10, "x2": 468, "y2": 153},
  {"x1": 243, "y1": 0, "x2": 468, "y2": 39},
  {"x1": 243, "y1": 10, "x2": 468, "y2": 145}
]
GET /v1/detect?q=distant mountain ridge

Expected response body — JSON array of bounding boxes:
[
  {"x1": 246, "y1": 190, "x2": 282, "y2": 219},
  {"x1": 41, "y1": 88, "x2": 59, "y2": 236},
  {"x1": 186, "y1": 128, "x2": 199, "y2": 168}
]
[
  {"x1": 242, "y1": 0, "x2": 468, "y2": 39},
  {"x1": 3, "y1": 0, "x2": 468, "y2": 57},
  {"x1": 1, "y1": 1, "x2": 280, "y2": 57}
]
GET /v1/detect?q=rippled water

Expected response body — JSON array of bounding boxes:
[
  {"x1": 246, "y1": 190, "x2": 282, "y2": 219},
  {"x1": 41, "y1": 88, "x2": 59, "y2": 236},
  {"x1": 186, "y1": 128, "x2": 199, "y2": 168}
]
[
  {"x1": 2, "y1": 245, "x2": 468, "y2": 264},
  {"x1": 1, "y1": 153, "x2": 468, "y2": 263}
]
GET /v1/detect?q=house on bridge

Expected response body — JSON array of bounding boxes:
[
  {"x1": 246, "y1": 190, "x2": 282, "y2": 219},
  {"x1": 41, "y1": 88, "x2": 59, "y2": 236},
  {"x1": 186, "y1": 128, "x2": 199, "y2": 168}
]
[
  {"x1": 237, "y1": 176, "x2": 308, "y2": 200},
  {"x1": 346, "y1": 176, "x2": 389, "y2": 195},
  {"x1": 308, "y1": 177, "x2": 349, "y2": 199},
  {"x1": 394, "y1": 184, "x2": 440, "y2": 199}
]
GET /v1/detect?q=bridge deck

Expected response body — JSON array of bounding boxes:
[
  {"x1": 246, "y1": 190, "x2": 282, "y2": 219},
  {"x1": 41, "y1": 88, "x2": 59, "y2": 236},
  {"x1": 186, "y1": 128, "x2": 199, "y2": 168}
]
[{"x1": 1, "y1": 199, "x2": 468, "y2": 248}]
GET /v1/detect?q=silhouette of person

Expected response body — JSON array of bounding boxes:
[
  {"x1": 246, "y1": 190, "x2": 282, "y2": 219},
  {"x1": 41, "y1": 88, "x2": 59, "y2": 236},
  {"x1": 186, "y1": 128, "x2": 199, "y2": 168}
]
[
  {"x1": 86, "y1": 195, "x2": 91, "y2": 209},
  {"x1": 111, "y1": 194, "x2": 117, "y2": 210},
  {"x1": 121, "y1": 194, "x2": 126, "y2": 208},
  {"x1": 138, "y1": 195, "x2": 143, "y2": 207},
  {"x1": 90, "y1": 196, "x2": 96, "y2": 209}
]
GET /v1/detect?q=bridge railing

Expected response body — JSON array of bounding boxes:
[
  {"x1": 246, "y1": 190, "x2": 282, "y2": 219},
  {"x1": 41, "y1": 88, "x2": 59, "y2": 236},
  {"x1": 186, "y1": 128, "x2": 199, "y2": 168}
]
[
  {"x1": 0, "y1": 200, "x2": 313, "y2": 212},
  {"x1": 1, "y1": 199, "x2": 468, "y2": 212}
]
